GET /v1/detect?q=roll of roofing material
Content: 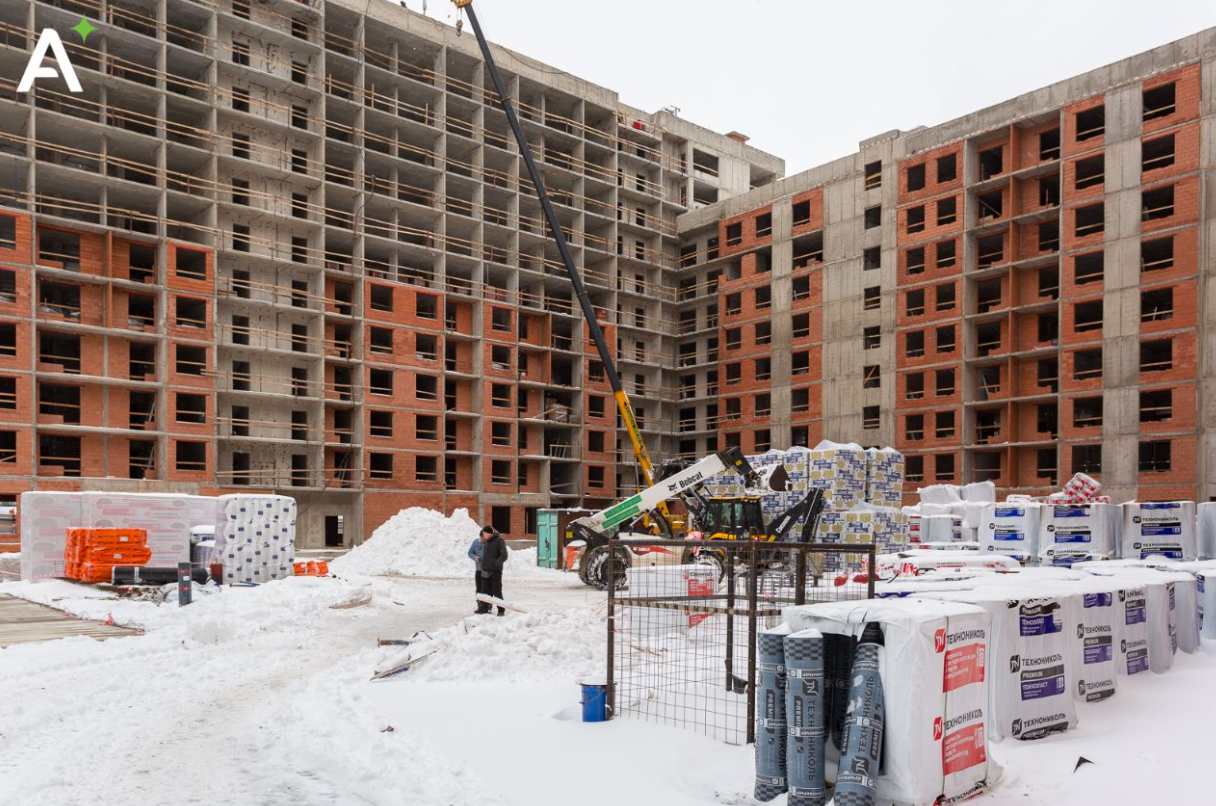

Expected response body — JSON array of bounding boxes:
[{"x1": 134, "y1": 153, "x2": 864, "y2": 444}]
[
  {"x1": 754, "y1": 626, "x2": 789, "y2": 802},
  {"x1": 832, "y1": 623, "x2": 885, "y2": 806},
  {"x1": 827, "y1": 632, "x2": 855, "y2": 752},
  {"x1": 784, "y1": 629, "x2": 826, "y2": 806}
]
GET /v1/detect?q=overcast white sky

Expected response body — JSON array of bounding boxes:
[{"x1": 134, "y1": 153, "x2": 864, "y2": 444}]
[{"x1": 412, "y1": 0, "x2": 1216, "y2": 174}]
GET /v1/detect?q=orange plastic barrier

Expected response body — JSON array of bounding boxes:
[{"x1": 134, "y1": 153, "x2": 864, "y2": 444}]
[
  {"x1": 292, "y1": 560, "x2": 329, "y2": 577},
  {"x1": 63, "y1": 528, "x2": 151, "y2": 582}
]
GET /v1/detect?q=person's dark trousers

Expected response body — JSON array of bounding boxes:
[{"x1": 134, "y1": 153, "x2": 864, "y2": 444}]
[
  {"x1": 486, "y1": 571, "x2": 504, "y2": 615},
  {"x1": 475, "y1": 571, "x2": 490, "y2": 613}
]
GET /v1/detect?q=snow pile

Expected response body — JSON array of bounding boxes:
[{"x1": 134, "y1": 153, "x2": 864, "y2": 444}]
[
  {"x1": 331, "y1": 507, "x2": 558, "y2": 579},
  {"x1": 331, "y1": 507, "x2": 483, "y2": 577},
  {"x1": 181, "y1": 576, "x2": 371, "y2": 645},
  {"x1": 0, "y1": 551, "x2": 19, "y2": 579},
  {"x1": 401, "y1": 607, "x2": 605, "y2": 683}
]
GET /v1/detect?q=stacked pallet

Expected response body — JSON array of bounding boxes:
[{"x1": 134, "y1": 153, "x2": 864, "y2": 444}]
[{"x1": 63, "y1": 528, "x2": 150, "y2": 583}]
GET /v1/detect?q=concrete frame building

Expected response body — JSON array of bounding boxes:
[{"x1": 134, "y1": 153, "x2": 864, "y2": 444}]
[
  {"x1": 676, "y1": 29, "x2": 1216, "y2": 506},
  {"x1": 0, "y1": 0, "x2": 779, "y2": 548},
  {"x1": 0, "y1": 1, "x2": 1213, "y2": 552}
]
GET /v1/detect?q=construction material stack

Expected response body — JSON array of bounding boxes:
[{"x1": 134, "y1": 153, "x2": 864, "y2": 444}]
[
  {"x1": 63, "y1": 528, "x2": 150, "y2": 583},
  {"x1": 213, "y1": 494, "x2": 297, "y2": 584}
]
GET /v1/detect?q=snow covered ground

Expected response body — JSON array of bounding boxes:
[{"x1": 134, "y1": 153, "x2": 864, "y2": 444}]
[{"x1": 3, "y1": 508, "x2": 1216, "y2": 805}]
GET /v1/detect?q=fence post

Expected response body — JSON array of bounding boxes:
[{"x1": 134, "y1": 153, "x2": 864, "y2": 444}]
[
  {"x1": 746, "y1": 542, "x2": 758, "y2": 745},
  {"x1": 606, "y1": 534, "x2": 616, "y2": 719},
  {"x1": 725, "y1": 546, "x2": 735, "y2": 693},
  {"x1": 795, "y1": 549, "x2": 806, "y2": 606},
  {"x1": 866, "y1": 545, "x2": 876, "y2": 599}
]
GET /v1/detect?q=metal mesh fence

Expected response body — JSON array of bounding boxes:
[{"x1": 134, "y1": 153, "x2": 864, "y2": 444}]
[{"x1": 606, "y1": 539, "x2": 874, "y2": 745}]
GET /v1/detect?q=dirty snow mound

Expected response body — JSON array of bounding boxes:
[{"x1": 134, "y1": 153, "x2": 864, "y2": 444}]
[
  {"x1": 401, "y1": 607, "x2": 605, "y2": 683},
  {"x1": 331, "y1": 507, "x2": 559, "y2": 578}
]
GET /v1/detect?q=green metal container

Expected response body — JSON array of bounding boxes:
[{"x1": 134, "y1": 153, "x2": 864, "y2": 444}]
[{"x1": 537, "y1": 509, "x2": 560, "y2": 569}]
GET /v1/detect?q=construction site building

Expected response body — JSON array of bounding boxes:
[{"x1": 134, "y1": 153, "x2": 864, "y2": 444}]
[
  {"x1": 676, "y1": 29, "x2": 1216, "y2": 505},
  {"x1": 0, "y1": 0, "x2": 780, "y2": 548}
]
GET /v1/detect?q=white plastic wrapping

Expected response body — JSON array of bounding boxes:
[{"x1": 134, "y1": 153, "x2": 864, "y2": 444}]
[
  {"x1": 214, "y1": 494, "x2": 296, "y2": 584},
  {"x1": 922, "y1": 588, "x2": 1080, "y2": 741},
  {"x1": 18, "y1": 492, "x2": 81, "y2": 580},
  {"x1": 783, "y1": 599, "x2": 999, "y2": 806},
  {"x1": 1039, "y1": 503, "x2": 1119, "y2": 565},
  {"x1": 1198, "y1": 502, "x2": 1216, "y2": 561},
  {"x1": 979, "y1": 503, "x2": 1042, "y2": 564},
  {"x1": 1122, "y1": 502, "x2": 1197, "y2": 561}
]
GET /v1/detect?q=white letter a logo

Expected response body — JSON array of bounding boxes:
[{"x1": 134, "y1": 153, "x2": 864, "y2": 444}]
[{"x1": 18, "y1": 30, "x2": 83, "y2": 93}]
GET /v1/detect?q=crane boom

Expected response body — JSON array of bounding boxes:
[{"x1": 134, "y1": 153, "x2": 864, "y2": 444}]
[{"x1": 451, "y1": 0, "x2": 664, "y2": 498}]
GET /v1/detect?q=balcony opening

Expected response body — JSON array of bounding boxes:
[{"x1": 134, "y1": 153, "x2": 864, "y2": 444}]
[
  {"x1": 862, "y1": 326, "x2": 880, "y2": 350},
  {"x1": 1074, "y1": 203, "x2": 1104, "y2": 237},
  {"x1": 976, "y1": 323, "x2": 1001, "y2": 357},
  {"x1": 370, "y1": 453, "x2": 394, "y2": 480},
  {"x1": 976, "y1": 409, "x2": 1001, "y2": 443},
  {"x1": 1073, "y1": 300, "x2": 1103, "y2": 333},
  {"x1": 1074, "y1": 251, "x2": 1103, "y2": 285},
  {"x1": 1142, "y1": 82, "x2": 1176, "y2": 122},
  {"x1": 129, "y1": 245, "x2": 156, "y2": 282},
  {"x1": 937, "y1": 197, "x2": 957, "y2": 226},
  {"x1": 1037, "y1": 403, "x2": 1059, "y2": 439},
  {"x1": 976, "y1": 190, "x2": 1003, "y2": 221},
  {"x1": 369, "y1": 368, "x2": 393, "y2": 397},
  {"x1": 1073, "y1": 396, "x2": 1103, "y2": 428},
  {"x1": 936, "y1": 368, "x2": 956, "y2": 397},
  {"x1": 229, "y1": 405, "x2": 250, "y2": 437},
  {"x1": 38, "y1": 229, "x2": 81, "y2": 270},
  {"x1": 1141, "y1": 236, "x2": 1174, "y2": 272},
  {"x1": 1038, "y1": 312, "x2": 1059, "y2": 344},
  {"x1": 863, "y1": 286, "x2": 880, "y2": 311},
  {"x1": 416, "y1": 294, "x2": 438, "y2": 319},
  {"x1": 1142, "y1": 133, "x2": 1175, "y2": 172},
  {"x1": 1140, "y1": 339, "x2": 1173, "y2": 373},
  {"x1": 932, "y1": 153, "x2": 956, "y2": 184},
  {"x1": 792, "y1": 200, "x2": 811, "y2": 227},
  {"x1": 1073, "y1": 348, "x2": 1103, "y2": 380},
  {"x1": 39, "y1": 281, "x2": 81, "y2": 319},
  {"x1": 1074, "y1": 155, "x2": 1104, "y2": 190},
  {"x1": 1141, "y1": 287, "x2": 1173, "y2": 322},
  {"x1": 39, "y1": 383, "x2": 80, "y2": 423},
  {"x1": 792, "y1": 232, "x2": 823, "y2": 268},
  {"x1": 978, "y1": 146, "x2": 1003, "y2": 181},
  {"x1": 936, "y1": 325, "x2": 956, "y2": 353},
  {"x1": 863, "y1": 246, "x2": 880, "y2": 271},
  {"x1": 40, "y1": 434, "x2": 81, "y2": 476},
  {"x1": 128, "y1": 439, "x2": 154, "y2": 480},
  {"x1": 0, "y1": 376, "x2": 15, "y2": 409},
  {"x1": 40, "y1": 331, "x2": 80, "y2": 373},
  {"x1": 291, "y1": 366, "x2": 309, "y2": 397},
  {"x1": 1138, "y1": 440, "x2": 1171, "y2": 473},
  {"x1": 976, "y1": 366, "x2": 1001, "y2": 400},
  {"x1": 1037, "y1": 449, "x2": 1058, "y2": 486},
  {"x1": 1040, "y1": 128, "x2": 1061, "y2": 161},
  {"x1": 1141, "y1": 185, "x2": 1175, "y2": 221},
  {"x1": 976, "y1": 234, "x2": 1004, "y2": 268},
  {"x1": 1075, "y1": 106, "x2": 1105, "y2": 142},
  {"x1": 1039, "y1": 177, "x2": 1060, "y2": 208},
  {"x1": 175, "y1": 392, "x2": 206, "y2": 424},
  {"x1": 862, "y1": 406, "x2": 879, "y2": 430},
  {"x1": 865, "y1": 161, "x2": 883, "y2": 191},
  {"x1": 862, "y1": 365, "x2": 880, "y2": 390},
  {"x1": 1038, "y1": 267, "x2": 1060, "y2": 300},
  {"x1": 1072, "y1": 445, "x2": 1101, "y2": 475},
  {"x1": 232, "y1": 360, "x2": 251, "y2": 392},
  {"x1": 977, "y1": 280, "x2": 1002, "y2": 313},
  {"x1": 176, "y1": 297, "x2": 207, "y2": 328},
  {"x1": 936, "y1": 240, "x2": 956, "y2": 269},
  {"x1": 291, "y1": 323, "x2": 309, "y2": 353}
]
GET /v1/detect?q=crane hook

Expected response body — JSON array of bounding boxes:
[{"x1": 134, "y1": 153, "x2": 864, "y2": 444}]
[{"x1": 456, "y1": 18, "x2": 463, "y2": 36}]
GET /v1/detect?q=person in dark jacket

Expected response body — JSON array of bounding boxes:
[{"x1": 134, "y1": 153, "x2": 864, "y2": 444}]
[{"x1": 476, "y1": 526, "x2": 509, "y2": 616}]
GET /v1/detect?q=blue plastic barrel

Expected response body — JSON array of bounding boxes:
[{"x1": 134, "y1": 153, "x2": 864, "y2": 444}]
[{"x1": 580, "y1": 683, "x2": 608, "y2": 722}]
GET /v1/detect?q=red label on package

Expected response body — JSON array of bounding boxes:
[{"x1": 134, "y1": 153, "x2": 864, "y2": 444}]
[
  {"x1": 942, "y1": 723, "x2": 986, "y2": 775},
  {"x1": 686, "y1": 576, "x2": 715, "y2": 627},
  {"x1": 943, "y1": 643, "x2": 985, "y2": 692}
]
